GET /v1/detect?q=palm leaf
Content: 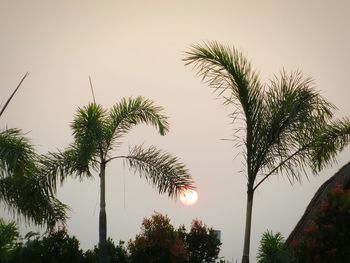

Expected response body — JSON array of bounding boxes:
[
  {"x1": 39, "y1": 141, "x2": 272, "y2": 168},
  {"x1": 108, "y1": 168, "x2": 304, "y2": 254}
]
[
  {"x1": 123, "y1": 145, "x2": 194, "y2": 198},
  {"x1": 185, "y1": 41, "x2": 265, "y2": 180},
  {"x1": 256, "y1": 71, "x2": 334, "y2": 179},
  {"x1": 0, "y1": 165, "x2": 68, "y2": 229},
  {"x1": 108, "y1": 97, "x2": 169, "y2": 148},
  {"x1": 308, "y1": 118, "x2": 350, "y2": 172},
  {"x1": 39, "y1": 147, "x2": 94, "y2": 190},
  {"x1": 0, "y1": 128, "x2": 36, "y2": 178}
]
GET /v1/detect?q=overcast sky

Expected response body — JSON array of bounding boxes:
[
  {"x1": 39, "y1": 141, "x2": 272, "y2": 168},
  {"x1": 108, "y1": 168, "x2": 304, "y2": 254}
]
[{"x1": 1, "y1": 1, "x2": 350, "y2": 262}]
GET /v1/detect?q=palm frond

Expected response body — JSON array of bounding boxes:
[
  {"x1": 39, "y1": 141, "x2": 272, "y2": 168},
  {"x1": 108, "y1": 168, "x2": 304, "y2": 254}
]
[
  {"x1": 184, "y1": 41, "x2": 263, "y2": 123},
  {"x1": 39, "y1": 147, "x2": 94, "y2": 190},
  {"x1": 255, "y1": 71, "x2": 336, "y2": 181},
  {"x1": 123, "y1": 145, "x2": 194, "y2": 199},
  {"x1": 108, "y1": 97, "x2": 169, "y2": 148},
  {"x1": 308, "y1": 118, "x2": 350, "y2": 172},
  {"x1": 185, "y1": 42, "x2": 265, "y2": 174},
  {"x1": 0, "y1": 128, "x2": 36, "y2": 178},
  {"x1": 0, "y1": 167, "x2": 68, "y2": 229}
]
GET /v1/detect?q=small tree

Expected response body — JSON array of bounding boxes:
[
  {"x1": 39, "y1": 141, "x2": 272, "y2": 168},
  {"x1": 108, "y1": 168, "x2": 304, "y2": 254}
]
[
  {"x1": 257, "y1": 230, "x2": 291, "y2": 263},
  {"x1": 179, "y1": 219, "x2": 221, "y2": 263},
  {"x1": 128, "y1": 212, "x2": 187, "y2": 263}
]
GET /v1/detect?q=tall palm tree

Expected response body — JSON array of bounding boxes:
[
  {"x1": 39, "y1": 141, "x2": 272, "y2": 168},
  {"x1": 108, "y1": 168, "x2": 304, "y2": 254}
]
[
  {"x1": 41, "y1": 97, "x2": 194, "y2": 263},
  {"x1": 184, "y1": 41, "x2": 350, "y2": 263},
  {"x1": 0, "y1": 73, "x2": 67, "y2": 229}
]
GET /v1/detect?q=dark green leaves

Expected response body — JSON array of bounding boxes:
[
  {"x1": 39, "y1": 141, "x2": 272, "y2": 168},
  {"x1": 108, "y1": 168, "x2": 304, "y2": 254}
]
[
  {"x1": 257, "y1": 230, "x2": 290, "y2": 263},
  {"x1": 0, "y1": 128, "x2": 36, "y2": 178},
  {"x1": 109, "y1": 96, "x2": 169, "y2": 142},
  {"x1": 124, "y1": 145, "x2": 193, "y2": 199},
  {"x1": 0, "y1": 128, "x2": 67, "y2": 229}
]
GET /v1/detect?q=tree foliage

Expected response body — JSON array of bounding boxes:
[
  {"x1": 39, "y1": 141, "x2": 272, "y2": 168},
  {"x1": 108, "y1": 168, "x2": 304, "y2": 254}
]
[
  {"x1": 257, "y1": 230, "x2": 291, "y2": 263},
  {"x1": 291, "y1": 184, "x2": 350, "y2": 263},
  {"x1": 128, "y1": 212, "x2": 222, "y2": 263},
  {"x1": 128, "y1": 212, "x2": 187, "y2": 263},
  {"x1": 8, "y1": 228, "x2": 84, "y2": 263},
  {"x1": 179, "y1": 219, "x2": 221, "y2": 263}
]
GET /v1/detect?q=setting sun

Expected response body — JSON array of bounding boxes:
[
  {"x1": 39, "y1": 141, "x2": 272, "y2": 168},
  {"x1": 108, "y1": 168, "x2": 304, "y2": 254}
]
[{"x1": 179, "y1": 189, "x2": 198, "y2": 206}]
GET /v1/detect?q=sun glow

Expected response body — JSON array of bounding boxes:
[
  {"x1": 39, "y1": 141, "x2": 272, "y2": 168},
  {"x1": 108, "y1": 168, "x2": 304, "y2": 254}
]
[{"x1": 179, "y1": 189, "x2": 198, "y2": 206}]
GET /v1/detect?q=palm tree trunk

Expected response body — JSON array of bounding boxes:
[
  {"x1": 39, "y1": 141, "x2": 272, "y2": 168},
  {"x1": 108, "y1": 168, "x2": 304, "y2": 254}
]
[
  {"x1": 241, "y1": 189, "x2": 254, "y2": 263},
  {"x1": 99, "y1": 163, "x2": 107, "y2": 263}
]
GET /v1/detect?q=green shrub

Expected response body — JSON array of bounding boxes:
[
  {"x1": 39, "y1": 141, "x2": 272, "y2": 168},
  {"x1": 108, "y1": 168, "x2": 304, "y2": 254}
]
[{"x1": 257, "y1": 230, "x2": 292, "y2": 263}]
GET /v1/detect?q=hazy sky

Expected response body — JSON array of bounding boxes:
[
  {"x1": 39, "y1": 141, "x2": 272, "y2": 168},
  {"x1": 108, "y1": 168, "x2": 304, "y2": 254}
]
[{"x1": 1, "y1": 1, "x2": 350, "y2": 262}]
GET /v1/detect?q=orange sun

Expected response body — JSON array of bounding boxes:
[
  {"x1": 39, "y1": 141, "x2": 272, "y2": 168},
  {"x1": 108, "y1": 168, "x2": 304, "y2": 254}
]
[{"x1": 179, "y1": 189, "x2": 198, "y2": 206}]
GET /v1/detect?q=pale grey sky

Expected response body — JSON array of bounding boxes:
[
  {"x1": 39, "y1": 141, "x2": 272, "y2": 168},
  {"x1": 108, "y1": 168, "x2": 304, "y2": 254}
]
[{"x1": 1, "y1": 1, "x2": 350, "y2": 262}]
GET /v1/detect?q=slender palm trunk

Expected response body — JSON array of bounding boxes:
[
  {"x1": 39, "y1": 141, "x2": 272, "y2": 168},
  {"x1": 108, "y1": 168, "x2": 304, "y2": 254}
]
[
  {"x1": 241, "y1": 189, "x2": 254, "y2": 263},
  {"x1": 99, "y1": 162, "x2": 107, "y2": 263}
]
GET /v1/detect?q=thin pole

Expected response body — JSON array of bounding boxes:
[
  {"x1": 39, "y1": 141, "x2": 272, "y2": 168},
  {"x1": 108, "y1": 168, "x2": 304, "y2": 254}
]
[
  {"x1": 89, "y1": 76, "x2": 96, "y2": 104},
  {"x1": 0, "y1": 72, "x2": 29, "y2": 117}
]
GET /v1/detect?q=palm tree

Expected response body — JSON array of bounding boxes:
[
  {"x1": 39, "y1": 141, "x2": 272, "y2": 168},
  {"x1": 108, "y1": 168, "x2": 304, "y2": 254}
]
[
  {"x1": 0, "y1": 73, "x2": 67, "y2": 229},
  {"x1": 184, "y1": 41, "x2": 350, "y2": 263},
  {"x1": 41, "y1": 97, "x2": 194, "y2": 263}
]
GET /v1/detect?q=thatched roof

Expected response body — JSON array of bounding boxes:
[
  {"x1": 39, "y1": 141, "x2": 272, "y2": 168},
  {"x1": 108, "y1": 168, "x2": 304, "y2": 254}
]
[{"x1": 286, "y1": 162, "x2": 350, "y2": 245}]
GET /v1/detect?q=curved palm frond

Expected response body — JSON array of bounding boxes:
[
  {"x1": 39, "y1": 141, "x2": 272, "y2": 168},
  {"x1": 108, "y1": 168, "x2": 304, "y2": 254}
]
[
  {"x1": 185, "y1": 41, "x2": 265, "y2": 182},
  {"x1": 123, "y1": 145, "x2": 194, "y2": 199},
  {"x1": 308, "y1": 118, "x2": 350, "y2": 172},
  {"x1": 0, "y1": 128, "x2": 36, "y2": 179},
  {"x1": 184, "y1": 41, "x2": 263, "y2": 123},
  {"x1": 0, "y1": 174, "x2": 68, "y2": 229},
  {"x1": 108, "y1": 97, "x2": 169, "y2": 149},
  {"x1": 39, "y1": 147, "x2": 94, "y2": 190}
]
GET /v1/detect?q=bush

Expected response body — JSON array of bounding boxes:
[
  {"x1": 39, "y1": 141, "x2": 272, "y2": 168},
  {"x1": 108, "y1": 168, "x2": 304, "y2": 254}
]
[
  {"x1": 257, "y1": 230, "x2": 292, "y2": 263},
  {"x1": 128, "y1": 212, "x2": 187, "y2": 263},
  {"x1": 10, "y1": 228, "x2": 84, "y2": 263},
  {"x1": 291, "y1": 184, "x2": 350, "y2": 263}
]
